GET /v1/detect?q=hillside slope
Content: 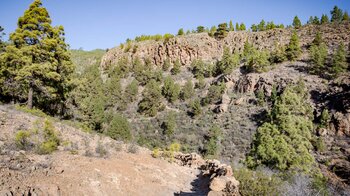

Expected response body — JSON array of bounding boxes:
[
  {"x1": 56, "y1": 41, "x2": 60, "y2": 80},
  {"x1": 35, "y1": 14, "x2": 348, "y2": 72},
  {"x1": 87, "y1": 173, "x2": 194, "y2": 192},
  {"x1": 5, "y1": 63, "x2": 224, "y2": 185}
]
[
  {"x1": 1, "y1": 105, "x2": 235, "y2": 195},
  {"x1": 95, "y1": 22, "x2": 350, "y2": 194}
]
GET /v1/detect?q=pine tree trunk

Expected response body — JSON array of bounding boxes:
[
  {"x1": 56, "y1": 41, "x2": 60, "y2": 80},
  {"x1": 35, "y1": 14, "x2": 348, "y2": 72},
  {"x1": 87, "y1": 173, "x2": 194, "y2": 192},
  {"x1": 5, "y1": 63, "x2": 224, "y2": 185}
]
[{"x1": 27, "y1": 84, "x2": 33, "y2": 109}]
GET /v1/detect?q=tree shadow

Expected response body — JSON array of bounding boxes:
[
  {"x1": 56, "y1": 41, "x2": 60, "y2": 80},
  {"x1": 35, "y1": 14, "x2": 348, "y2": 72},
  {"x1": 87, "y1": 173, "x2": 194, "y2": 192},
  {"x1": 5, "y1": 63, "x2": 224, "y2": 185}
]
[
  {"x1": 249, "y1": 107, "x2": 269, "y2": 127},
  {"x1": 287, "y1": 63, "x2": 333, "y2": 80},
  {"x1": 174, "y1": 171, "x2": 210, "y2": 196},
  {"x1": 310, "y1": 81, "x2": 350, "y2": 113}
]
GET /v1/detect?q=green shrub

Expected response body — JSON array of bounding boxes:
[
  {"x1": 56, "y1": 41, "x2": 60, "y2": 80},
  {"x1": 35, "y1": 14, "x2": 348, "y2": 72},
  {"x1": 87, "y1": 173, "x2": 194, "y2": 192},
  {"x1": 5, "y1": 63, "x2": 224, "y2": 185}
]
[
  {"x1": 180, "y1": 79, "x2": 194, "y2": 100},
  {"x1": 106, "y1": 114, "x2": 132, "y2": 141},
  {"x1": 269, "y1": 42, "x2": 287, "y2": 64},
  {"x1": 38, "y1": 119, "x2": 60, "y2": 154},
  {"x1": 124, "y1": 79, "x2": 139, "y2": 103},
  {"x1": 95, "y1": 141, "x2": 108, "y2": 158},
  {"x1": 203, "y1": 82, "x2": 226, "y2": 105},
  {"x1": 163, "y1": 142, "x2": 181, "y2": 161},
  {"x1": 39, "y1": 140, "x2": 59, "y2": 154},
  {"x1": 15, "y1": 130, "x2": 31, "y2": 150},
  {"x1": 195, "y1": 75, "x2": 206, "y2": 89},
  {"x1": 171, "y1": 59, "x2": 181, "y2": 75},
  {"x1": 320, "y1": 109, "x2": 330, "y2": 128},
  {"x1": 162, "y1": 112, "x2": 177, "y2": 136},
  {"x1": 124, "y1": 42, "x2": 132, "y2": 52},
  {"x1": 234, "y1": 168, "x2": 283, "y2": 196},
  {"x1": 216, "y1": 47, "x2": 240, "y2": 75},
  {"x1": 162, "y1": 76, "x2": 181, "y2": 103},
  {"x1": 256, "y1": 89, "x2": 265, "y2": 106},
  {"x1": 191, "y1": 59, "x2": 214, "y2": 78},
  {"x1": 313, "y1": 137, "x2": 326, "y2": 152},
  {"x1": 138, "y1": 79, "x2": 163, "y2": 117},
  {"x1": 204, "y1": 125, "x2": 222, "y2": 158},
  {"x1": 162, "y1": 59, "x2": 171, "y2": 71},
  {"x1": 15, "y1": 105, "x2": 48, "y2": 118},
  {"x1": 128, "y1": 143, "x2": 139, "y2": 154},
  {"x1": 246, "y1": 49, "x2": 270, "y2": 73},
  {"x1": 152, "y1": 147, "x2": 161, "y2": 158},
  {"x1": 133, "y1": 58, "x2": 163, "y2": 85},
  {"x1": 189, "y1": 98, "x2": 202, "y2": 117},
  {"x1": 163, "y1": 33, "x2": 174, "y2": 42}
]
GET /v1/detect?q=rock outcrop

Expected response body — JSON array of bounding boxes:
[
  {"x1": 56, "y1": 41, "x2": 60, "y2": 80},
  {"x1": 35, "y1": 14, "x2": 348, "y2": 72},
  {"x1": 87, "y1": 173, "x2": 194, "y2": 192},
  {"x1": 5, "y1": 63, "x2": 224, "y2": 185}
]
[
  {"x1": 175, "y1": 153, "x2": 240, "y2": 196},
  {"x1": 101, "y1": 23, "x2": 350, "y2": 69}
]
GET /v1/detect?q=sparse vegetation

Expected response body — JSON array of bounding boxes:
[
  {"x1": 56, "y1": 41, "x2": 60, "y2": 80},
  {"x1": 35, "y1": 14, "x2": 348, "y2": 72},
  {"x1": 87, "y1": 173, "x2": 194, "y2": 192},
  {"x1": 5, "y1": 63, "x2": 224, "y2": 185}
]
[{"x1": 15, "y1": 130, "x2": 31, "y2": 150}]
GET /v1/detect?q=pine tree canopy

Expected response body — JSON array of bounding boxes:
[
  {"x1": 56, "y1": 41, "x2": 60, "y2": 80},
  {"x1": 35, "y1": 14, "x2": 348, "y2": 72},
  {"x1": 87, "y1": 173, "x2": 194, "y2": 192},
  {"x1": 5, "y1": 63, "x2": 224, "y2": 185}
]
[{"x1": 0, "y1": 0, "x2": 74, "y2": 113}]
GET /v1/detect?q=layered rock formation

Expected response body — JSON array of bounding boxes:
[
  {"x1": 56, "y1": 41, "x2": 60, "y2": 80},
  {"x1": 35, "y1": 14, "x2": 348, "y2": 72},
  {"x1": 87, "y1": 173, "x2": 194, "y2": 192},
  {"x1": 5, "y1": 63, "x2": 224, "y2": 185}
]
[{"x1": 101, "y1": 23, "x2": 350, "y2": 69}]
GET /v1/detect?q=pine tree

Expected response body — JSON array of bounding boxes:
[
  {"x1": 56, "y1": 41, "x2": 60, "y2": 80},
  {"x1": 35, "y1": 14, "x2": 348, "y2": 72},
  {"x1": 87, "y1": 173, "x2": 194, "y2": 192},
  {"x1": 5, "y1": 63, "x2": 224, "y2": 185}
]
[
  {"x1": 162, "y1": 112, "x2": 176, "y2": 136},
  {"x1": 229, "y1": 20, "x2": 234, "y2": 31},
  {"x1": 310, "y1": 43, "x2": 328, "y2": 73},
  {"x1": 214, "y1": 23, "x2": 229, "y2": 39},
  {"x1": 106, "y1": 114, "x2": 132, "y2": 141},
  {"x1": 181, "y1": 79, "x2": 194, "y2": 100},
  {"x1": 189, "y1": 98, "x2": 201, "y2": 116},
  {"x1": 331, "y1": 6, "x2": 343, "y2": 23},
  {"x1": 286, "y1": 31, "x2": 301, "y2": 61},
  {"x1": 331, "y1": 43, "x2": 347, "y2": 76},
  {"x1": 171, "y1": 59, "x2": 181, "y2": 75},
  {"x1": 196, "y1": 26, "x2": 205, "y2": 33},
  {"x1": 124, "y1": 79, "x2": 139, "y2": 102},
  {"x1": 217, "y1": 47, "x2": 240, "y2": 75},
  {"x1": 266, "y1": 21, "x2": 276, "y2": 30},
  {"x1": 209, "y1": 26, "x2": 217, "y2": 37},
  {"x1": 251, "y1": 24, "x2": 258, "y2": 32},
  {"x1": 321, "y1": 14, "x2": 329, "y2": 24},
  {"x1": 1, "y1": 0, "x2": 74, "y2": 112},
  {"x1": 292, "y1": 16, "x2": 302, "y2": 29},
  {"x1": 240, "y1": 23, "x2": 246, "y2": 31},
  {"x1": 247, "y1": 82, "x2": 314, "y2": 171},
  {"x1": 343, "y1": 11, "x2": 349, "y2": 21},
  {"x1": 258, "y1": 20, "x2": 266, "y2": 31},
  {"x1": 312, "y1": 32, "x2": 323, "y2": 46},
  {"x1": 307, "y1": 16, "x2": 314, "y2": 24},
  {"x1": 235, "y1": 23, "x2": 240, "y2": 31},
  {"x1": 162, "y1": 58, "x2": 171, "y2": 71},
  {"x1": 269, "y1": 42, "x2": 286, "y2": 64},
  {"x1": 162, "y1": 76, "x2": 180, "y2": 103},
  {"x1": 138, "y1": 79, "x2": 163, "y2": 117},
  {"x1": 313, "y1": 16, "x2": 320, "y2": 25},
  {"x1": 177, "y1": 28, "x2": 184, "y2": 36}
]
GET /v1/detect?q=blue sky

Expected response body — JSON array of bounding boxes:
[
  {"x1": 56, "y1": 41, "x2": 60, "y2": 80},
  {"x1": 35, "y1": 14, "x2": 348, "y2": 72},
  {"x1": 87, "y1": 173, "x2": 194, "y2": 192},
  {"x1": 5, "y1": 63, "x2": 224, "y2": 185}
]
[{"x1": 0, "y1": 0, "x2": 349, "y2": 50}]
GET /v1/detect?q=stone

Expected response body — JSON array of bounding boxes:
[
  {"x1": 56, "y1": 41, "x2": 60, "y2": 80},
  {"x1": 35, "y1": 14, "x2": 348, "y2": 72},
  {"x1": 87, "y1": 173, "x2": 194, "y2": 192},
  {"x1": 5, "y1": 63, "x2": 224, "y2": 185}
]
[
  {"x1": 209, "y1": 176, "x2": 228, "y2": 191},
  {"x1": 317, "y1": 127, "x2": 328, "y2": 136}
]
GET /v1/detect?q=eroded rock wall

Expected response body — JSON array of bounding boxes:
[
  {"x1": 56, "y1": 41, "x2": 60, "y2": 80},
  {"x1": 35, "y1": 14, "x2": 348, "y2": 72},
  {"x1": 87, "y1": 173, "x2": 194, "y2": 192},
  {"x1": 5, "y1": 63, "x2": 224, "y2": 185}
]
[{"x1": 101, "y1": 23, "x2": 350, "y2": 69}]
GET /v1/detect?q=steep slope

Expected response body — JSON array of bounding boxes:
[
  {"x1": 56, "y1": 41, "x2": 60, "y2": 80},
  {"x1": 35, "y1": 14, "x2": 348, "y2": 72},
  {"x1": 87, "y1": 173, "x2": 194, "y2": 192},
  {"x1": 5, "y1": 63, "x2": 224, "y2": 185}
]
[{"x1": 0, "y1": 105, "x2": 240, "y2": 196}]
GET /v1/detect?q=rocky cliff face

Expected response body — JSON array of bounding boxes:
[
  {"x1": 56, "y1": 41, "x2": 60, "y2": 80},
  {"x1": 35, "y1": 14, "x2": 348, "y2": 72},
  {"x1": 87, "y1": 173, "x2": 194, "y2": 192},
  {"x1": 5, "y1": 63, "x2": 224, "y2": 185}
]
[{"x1": 101, "y1": 23, "x2": 350, "y2": 69}]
